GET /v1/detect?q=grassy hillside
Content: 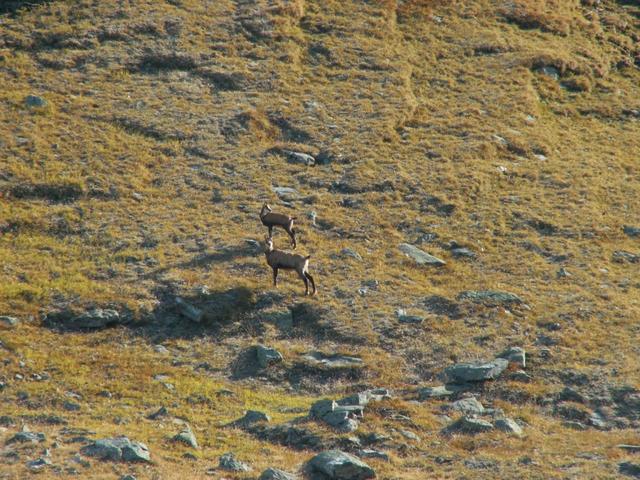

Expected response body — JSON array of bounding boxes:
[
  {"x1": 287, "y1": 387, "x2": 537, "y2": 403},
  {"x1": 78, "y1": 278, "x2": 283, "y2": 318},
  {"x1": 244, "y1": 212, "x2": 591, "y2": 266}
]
[{"x1": 1, "y1": 0, "x2": 639, "y2": 478}]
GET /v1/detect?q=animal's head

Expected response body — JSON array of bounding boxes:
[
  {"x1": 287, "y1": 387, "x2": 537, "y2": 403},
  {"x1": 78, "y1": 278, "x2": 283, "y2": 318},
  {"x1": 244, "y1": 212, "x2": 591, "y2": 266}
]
[
  {"x1": 260, "y1": 202, "x2": 272, "y2": 217},
  {"x1": 264, "y1": 236, "x2": 274, "y2": 252}
]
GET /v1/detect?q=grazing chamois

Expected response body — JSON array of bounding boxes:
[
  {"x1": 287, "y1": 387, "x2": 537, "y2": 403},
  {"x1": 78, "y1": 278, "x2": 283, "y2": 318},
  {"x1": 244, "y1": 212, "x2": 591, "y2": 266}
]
[
  {"x1": 264, "y1": 237, "x2": 316, "y2": 295},
  {"x1": 260, "y1": 203, "x2": 297, "y2": 249}
]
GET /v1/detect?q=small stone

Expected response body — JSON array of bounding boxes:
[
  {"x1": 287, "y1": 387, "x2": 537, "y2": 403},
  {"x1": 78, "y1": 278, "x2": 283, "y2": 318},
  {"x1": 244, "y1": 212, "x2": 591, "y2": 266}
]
[
  {"x1": 232, "y1": 410, "x2": 270, "y2": 427},
  {"x1": 172, "y1": 425, "x2": 198, "y2": 448},
  {"x1": 399, "y1": 243, "x2": 446, "y2": 266},
  {"x1": 497, "y1": 346, "x2": 526, "y2": 368},
  {"x1": 613, "y1": 251, "x2": 639, "y2": 263},
  {"x1": 445, "y1": 358, "x2": 509, "y2": 382},
  {"x1": 0, "y1": 316, "x2": 19, "y2": 329},
  {"x1": 219, "y1": 452, "x2": 250, "y2": 472},
  {"x1": 63, "y1": 401, "x2": 81, "y2": 411},
  {"x1": 285, "y1": 150, "x2": 315, "y2": 166},
  {"x1": 620, "y1": 462, "x2": 640, "y2": 478},
  {"x1": 623, "y1": 226, "x2": 640, "y2": 238},
  {"x1": 396, "y1": 309, "x2": 424, "y2": 324},
  {"x1": 175, "y1": 297, "x2": 203, "y2": 322},
  {"x1": 340, "y1": 248, "x2": 362, "y2": 261},
  {"x1": 27, "y1": 457, "x2": 52, "y2": 471},
  {"x1": 357, "y1": 449, "x2": 389, "y2": 461},
  {"x1": 563, "y1": 421, "x2": 588, "y2": 431},
  {"x1": 444, "y1": 416, "x2": 494, "y2": 434},
  {"x1": 451, "y1": 247, "x2": 476, "y2": 259},
  {"x1": 418, "y1": 385, "x2": 463, "y2": 400},
  {"x1": 449, "y1": 397, "x2": 485, "y2": 415},
  {"x1": 458, "y1": 290, "x2": 523, "y2": 305},
  {"x1": 153, "y1": 344, "x2": 170, "y2": 354},
  {"x1": 537, "y1": 66, "x2": 560, "y2": 80},
  {"x1": 399, "y1": 430, "x2": 420, "y2": 442},
  {"x1": 557, "y1": 267, "x2": 571, "y2": 278},
  {"x1": 256, "y1": 345, "x2": 283, "y2": 369},
  {"x1": 25, "y1": 95, "x2": 48, "y2": 108},
  {"x1": 147, "y1": 406, "x2": 168, "y2": 420},
  {"x1": 509, "y1": 370, "x2": 532, "y2": 382},
  {"x1": 132, "y1": 192, "x2": 144, "y2": 201},
  {"x1": 495, "y1": 418, "x2": 523, "y2": 437},
  {"x1": 259, "y1": 468, "x2": 297, "y2": 480},
  {"x1": 308, "y1": 450, "x2": 375, "y2": 480},
  {"x1": 121, "y1": 476, "x2": 137, "y2": 480}
]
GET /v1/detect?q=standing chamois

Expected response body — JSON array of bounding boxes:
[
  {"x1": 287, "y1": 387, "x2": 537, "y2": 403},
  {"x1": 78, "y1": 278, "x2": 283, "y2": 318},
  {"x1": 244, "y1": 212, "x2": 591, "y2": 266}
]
[
  {"x1": 260, "y1": 203, "x2": 297, "y2": 249},
  {"x1": 264, "y1": 237, "x2": 316, "y2": 295}
]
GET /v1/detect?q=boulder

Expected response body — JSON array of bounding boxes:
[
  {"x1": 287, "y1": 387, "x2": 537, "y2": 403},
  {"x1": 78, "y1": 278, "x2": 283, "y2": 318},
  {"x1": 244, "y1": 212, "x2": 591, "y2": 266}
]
[
  {"x1": 445, "y1": 358, "x2": 508, "y2": 382},
  {"x1": 64, "y1": 309, "x2": 122, "y2": 329},
  {"x1": 620, "y1": 462, "x2": 640, "y2": 478},
  {"x1": 232, "y1": 410, "x2": 271, "y2": 427},
  {"x1": 7, "y1": 429, "x2": 45, "y2": 444},
  {"x1": 285, "y1": 151, "x2": 315, "y2": 166},
  {"x1": 399, "y1": 243, "x2": 446, "y2": 266},
  {"x1": 175, "y1": 297, "x2": 203, "y2": 322},
  {"x1": 256, "y1": 345, "x2": 284, "y2": 369},
  {"x1": 308, "y1": 450, "x2": 375, "y2": 480},
  {"x1": 80, "y1": 436, "x2": 150, "y2": 463}
]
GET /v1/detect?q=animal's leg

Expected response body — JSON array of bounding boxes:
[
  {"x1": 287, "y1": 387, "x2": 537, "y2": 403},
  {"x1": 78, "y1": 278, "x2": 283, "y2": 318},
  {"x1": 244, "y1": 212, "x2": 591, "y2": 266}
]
[
  {"x1": 268, "y1": 226, "x2": 273, "y2": 238},
  {"x1": 305, "y1": 272, "x2": 316, "y2": 295},
  {"x1": 273, "y1": 267, "x2": 278, "y2": 287}
]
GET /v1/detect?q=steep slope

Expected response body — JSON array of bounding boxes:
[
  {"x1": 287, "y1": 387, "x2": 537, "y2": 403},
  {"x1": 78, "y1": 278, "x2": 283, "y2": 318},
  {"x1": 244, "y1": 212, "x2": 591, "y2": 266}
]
[{"x1": 1, "y1": 0, "x2": 639, "y2": 478}]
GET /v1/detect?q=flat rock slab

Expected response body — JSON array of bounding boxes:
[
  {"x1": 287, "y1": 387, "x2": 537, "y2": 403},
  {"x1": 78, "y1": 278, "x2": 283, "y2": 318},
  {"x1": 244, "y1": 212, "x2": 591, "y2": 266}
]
[
  {"x1": 458, "y1": 290, "x2": 523, "y2": 305},
  {"x1": 445, "y1": 358, "x2": 508, "y2": 382},
  {"x1": 418, "y1": 384, "x2": 465, "y2": 400},
  {"x1": 308, "y1": 450, "x2": 375, "y2": 480},
  {"x1": 399, "y1": 243, "x2": 446, "y2": 266},
  {"x1": 81, "y1": 436, "x2": 150, "y2": 463},
  {"x1": 303, "y1": 352, "x2": 363, "y2": 369}
]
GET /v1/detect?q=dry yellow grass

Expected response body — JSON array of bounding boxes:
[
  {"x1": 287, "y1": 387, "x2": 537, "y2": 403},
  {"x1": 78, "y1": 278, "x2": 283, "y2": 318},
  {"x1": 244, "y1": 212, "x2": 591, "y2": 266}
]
[{"x1": 1, "y1": 0, "x2": 639, "y2": 478}]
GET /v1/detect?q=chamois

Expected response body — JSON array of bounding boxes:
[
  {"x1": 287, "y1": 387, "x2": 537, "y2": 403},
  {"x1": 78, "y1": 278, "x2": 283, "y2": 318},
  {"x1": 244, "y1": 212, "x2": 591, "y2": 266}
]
[
  {"x1": 264, "y1": 237, "x2": 316, "y2": 295},
  {"x1": 260, "y1": 203, "x2": 297, "y2": 249}
]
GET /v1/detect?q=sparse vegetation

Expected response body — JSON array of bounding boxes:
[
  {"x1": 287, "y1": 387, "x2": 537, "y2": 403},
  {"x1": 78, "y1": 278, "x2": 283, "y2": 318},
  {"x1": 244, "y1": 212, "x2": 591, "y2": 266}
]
[{"x1": 1, "y1": 0, "x2": 639, "y2": 478}]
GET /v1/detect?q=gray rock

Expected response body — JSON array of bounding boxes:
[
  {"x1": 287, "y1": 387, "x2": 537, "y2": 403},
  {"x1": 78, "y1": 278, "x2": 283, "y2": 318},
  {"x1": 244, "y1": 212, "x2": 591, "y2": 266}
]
[
  {"x1": 562, "y1": 421, "x2": 588, "y2": 430},
  {"x1": 25, "y1": 95, "x2": 48, "y2": 108},
  {"x1": 7, "y1": 429, "x2": 45, "y2": 444},
  {"x1": 458, "y1": 290, "x2": 523, "y2": 305},
  {"x1": 557, "y1": 267, "x2": 571, "y2": 278},
  {"x1": 80, "y1": 437, "x2": 150, "y2": 463},
  {"x1": 340, "y1": 248, "x2": 362, "y2": 261},
  {"x1": 256, "y1": 345, "x2": 283, "y2": 369},
  {"x1": 399, "y1": 430, "x2": 420, "y2": 442},
  {"x1": 175, "y1": 297, "x2": 203, "y2": 322},
  {"x1": 619, "y1": 445, "x2": 640, "y2": 453},
  {"x1": 68, "y1": 309, "x2": 122, "y2": 329},
  {"x1": 451, "y1": 247, "x2": 476, "y2": 259},
  {"x1": 0, "y1": 316, "x2": 19, "y2": 329},
  {"x1": 624, "y1": 226, "x2": 640, "y2": 238},
  {"x1": 537, "y1": 66, "x2": 560, "y2": 80},
  {"x1": 418, "y1": 385, "x2": 463, "y2": 400},
  {"x1": 620, "y1": 462, "x2": 640, "y2": 478},
  {"x1": 219, "y1": 452, "x2": 250, "y2": 471},
  {"x1": 449, "y1": 397, "x2": 484, "y2": 415},
  {"x1": 310, "y1": 399, "x2": 363, "y2": 432},
  {"x1": 285, "y1": 151, "x2": 315, "y2": 166},
  {"x1": 509, "y1": 370, "x2": 532, "y2": 382},
  {"x1": 303, "y1": 352, "x2": 363, "y2": 369},
  {"x1": 147, "y1": 406, "x2": 168, "y2": 420},
  {"x1": 444, "y1": 416, "x2": 494, "y2": 434},
  {"x1": 357, "y1": 449, "x2": 389, "y2": 461},
  {"x1": 396, "y1": 309, "x2": 424, "y2": 324},
  {"x1": 233, "y1": 410, "x2": 270, "y2": 427},
  {"x1": 26, "y1": 457, "x2": 52, "y2": 471},
  {"x1": 445, "y1": 358, "x2": 509, "y2": 382},
  {"x1": 399, "y1": 243, "x2": 446, "y2": 266},
  {"x1": 495, "y1": 418, "x2": 523, "y2": 437},
  {"x1": 259, "y1": 468, "x2": 297, "y2": 480},
  {"x1": 497, "y1": 346, "x2": 526, "y2": 368},
  {"x1": 121, "y1": 476, "x2": 137, "y2": 480},
  {"x1": 173, "y1": 425, "x2": 198, "y2": 448},
  {"x1": 308, "y1": 450, "x2": 375, "y2": 480},
  {"x1": 63, "y1": 401, "x2": 81, "y2": 411},
  {"x1": 310, "y1": 400, "x2": 338, "y2": 419},
  {"x1": 613, "y1": 251, "x2": 639, "y2": 263},
  {"x1": 272, "y1": 187, "x2": 299, "y2": 201},
  {"x1": 338, "y1": 388, "x2": 390, "y2": 407}
]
